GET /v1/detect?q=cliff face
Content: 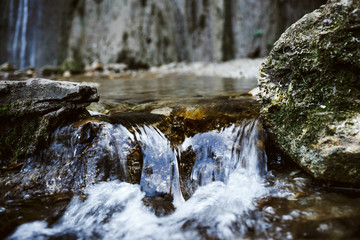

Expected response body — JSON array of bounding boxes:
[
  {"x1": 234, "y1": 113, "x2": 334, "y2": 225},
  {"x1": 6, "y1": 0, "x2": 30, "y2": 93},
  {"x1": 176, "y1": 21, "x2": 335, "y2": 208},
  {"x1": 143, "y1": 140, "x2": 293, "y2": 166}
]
[{"x1": 0, "y1": 0, "x2": 325, "y2": 69}]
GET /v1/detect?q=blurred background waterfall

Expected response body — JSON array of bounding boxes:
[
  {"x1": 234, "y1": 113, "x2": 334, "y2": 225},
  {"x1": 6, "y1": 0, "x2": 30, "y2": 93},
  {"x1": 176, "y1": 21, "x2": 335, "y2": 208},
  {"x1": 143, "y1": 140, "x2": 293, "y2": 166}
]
[{"x1": 0, "y1": 0, "x2": 326, "y2": 70}]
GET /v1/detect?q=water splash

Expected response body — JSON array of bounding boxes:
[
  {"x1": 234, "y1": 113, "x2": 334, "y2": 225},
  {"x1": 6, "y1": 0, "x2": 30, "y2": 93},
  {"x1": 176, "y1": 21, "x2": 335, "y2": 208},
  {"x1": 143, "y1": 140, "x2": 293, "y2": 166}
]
[{"x1": 9, "y1": 118, "x2": 270, "y2": 239}]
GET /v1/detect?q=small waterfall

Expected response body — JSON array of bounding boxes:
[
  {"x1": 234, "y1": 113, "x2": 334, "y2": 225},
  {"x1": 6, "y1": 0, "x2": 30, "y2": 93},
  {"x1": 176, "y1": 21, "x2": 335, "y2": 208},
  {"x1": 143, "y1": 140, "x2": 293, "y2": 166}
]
[
  {"x1": 182, "y1": 119, "x2": 267, "y2": 191},
  {"x1": 135, "y1": 126, "x2": 184, "y2": 206},
  {"x1": 9, "y1": 118, "x2": 270, "y2": 239}
]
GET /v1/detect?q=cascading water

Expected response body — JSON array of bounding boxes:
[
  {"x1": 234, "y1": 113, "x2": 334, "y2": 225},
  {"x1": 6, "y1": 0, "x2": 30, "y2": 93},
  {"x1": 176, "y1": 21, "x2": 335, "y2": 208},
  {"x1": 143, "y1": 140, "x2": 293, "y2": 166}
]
[
  {"x1": 134, "y1": 126, "x2": 184, "y2": 206},
  {"x1": 8, "y1": 118, "x2": 273, "y2": 239}
]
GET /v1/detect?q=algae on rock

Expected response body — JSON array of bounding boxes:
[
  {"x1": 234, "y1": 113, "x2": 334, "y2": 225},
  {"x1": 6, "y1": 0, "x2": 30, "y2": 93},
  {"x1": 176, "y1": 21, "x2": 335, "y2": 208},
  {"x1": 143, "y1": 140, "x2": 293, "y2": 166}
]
[{"x1": 259, "y1": 0, "x2": 360, "y2": 185}]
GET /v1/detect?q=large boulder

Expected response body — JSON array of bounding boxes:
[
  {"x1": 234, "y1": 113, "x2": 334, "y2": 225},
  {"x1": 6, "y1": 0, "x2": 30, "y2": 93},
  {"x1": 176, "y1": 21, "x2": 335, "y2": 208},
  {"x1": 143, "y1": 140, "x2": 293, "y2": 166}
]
[
  {"x1": 259, "y1": 0, "x2": 360, "y2": 185},
  {"x1": 0, "y1": 78, "x2": 99, "y2": 169}
]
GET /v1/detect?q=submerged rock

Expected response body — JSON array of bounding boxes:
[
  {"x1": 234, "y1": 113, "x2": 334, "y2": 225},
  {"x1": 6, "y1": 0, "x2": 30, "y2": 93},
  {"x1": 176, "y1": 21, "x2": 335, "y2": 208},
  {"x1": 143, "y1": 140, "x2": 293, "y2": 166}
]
[
  {"x1": 0, "y1": 78, "x2": 99, "y2": 169},
  {"x1": 259, "y1": 0, "x2": 360, "y2": 185}
]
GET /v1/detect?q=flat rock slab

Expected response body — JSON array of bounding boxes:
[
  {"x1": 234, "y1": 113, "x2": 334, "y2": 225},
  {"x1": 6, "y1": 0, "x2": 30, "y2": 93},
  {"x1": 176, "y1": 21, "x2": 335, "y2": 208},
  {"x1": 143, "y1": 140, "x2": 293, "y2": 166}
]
[
  {"x1": 0, "y1": 78, "x2": 99, "y2": 115},
  {"x1": 0, "y1": 78, "x2": 99, "y2": 169}
]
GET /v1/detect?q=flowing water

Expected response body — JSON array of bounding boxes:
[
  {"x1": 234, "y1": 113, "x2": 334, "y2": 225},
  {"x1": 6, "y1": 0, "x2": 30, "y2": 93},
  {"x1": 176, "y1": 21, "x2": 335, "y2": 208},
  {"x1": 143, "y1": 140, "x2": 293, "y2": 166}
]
[
  {"x1": 1, "y1": 73, "x2": 360, "y2": 239},
  {"x1": 8, "y1": 118, "x2": 274, "y2": 240}
]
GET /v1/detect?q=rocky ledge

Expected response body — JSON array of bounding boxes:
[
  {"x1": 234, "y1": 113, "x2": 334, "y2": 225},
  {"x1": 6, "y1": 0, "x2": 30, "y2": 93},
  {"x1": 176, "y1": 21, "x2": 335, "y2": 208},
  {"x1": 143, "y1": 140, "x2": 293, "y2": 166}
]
[
  {"x1": 259, "y1": 0, "x2": 360, "y2": 185},
  {"x1": 0, "y1": 78, "x2": 99, "y2": 169}
]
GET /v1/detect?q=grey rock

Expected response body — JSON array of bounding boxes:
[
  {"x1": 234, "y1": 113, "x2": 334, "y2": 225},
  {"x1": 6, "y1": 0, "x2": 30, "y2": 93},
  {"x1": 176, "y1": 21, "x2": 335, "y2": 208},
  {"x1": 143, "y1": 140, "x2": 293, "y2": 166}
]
[
  {"x1": 259, "y1": 0, "x2": 360, "y2": 185},
  {"x1": 0, "y1": 78, "x2": 99, "y2": 168},
  {"x1": 0, "y1": 78, "x2": 99, "y2": 114}
]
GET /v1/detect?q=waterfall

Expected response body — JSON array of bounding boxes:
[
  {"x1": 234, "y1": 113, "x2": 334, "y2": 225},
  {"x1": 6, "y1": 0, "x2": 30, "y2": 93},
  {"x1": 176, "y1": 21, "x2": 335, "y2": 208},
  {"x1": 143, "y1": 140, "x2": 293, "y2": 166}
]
[
  {"x1": 135, "y1": 126, "x2": 184, "y2": 206},
  {"x1": 183, "y1": 120, "x2": 267, "y2": 189},
  {"x1": 8, "y1": 0, "x2": 35, "y2": 69},
  {"x1": 19, "y1": 0, "x2": 28, "y2": 70},
  {"x1": 12, "y1": 0, "x2": 23, "y2": 64}
]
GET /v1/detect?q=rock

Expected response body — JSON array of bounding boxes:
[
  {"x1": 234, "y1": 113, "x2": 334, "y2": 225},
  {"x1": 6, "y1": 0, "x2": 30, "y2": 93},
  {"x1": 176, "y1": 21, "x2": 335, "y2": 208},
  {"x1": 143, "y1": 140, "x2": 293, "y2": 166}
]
[
  {"x1": 90, "y1": 61, "x2": 104, "y2": 72},
  {"x1": 116, "y1": 49, "x2": 149, "y2": 70},
  {"x1": 25, "y1": 68, "x2": 36, "y2": 78},
  {"x1": 107, "y1": 63, "x2": 127, "y2": 73},
  {"x1": 0, "y1": 62, "x2": 18, "y2": 72},
  {"x1": 39, "y1": 65, "x2": 61, "y2": 77},
  {"x1": 63, "y1": 70, "x2": 71, "y2": 78},
  {"x1": 259, "y1": 0, "x2": 360, "y2": 185},
  {"x1": 60, "y1": 58, "x2": 84, "y2": 75},
  {"x1": 0, "y1": 78, "x2": 99, "y2": 169}
]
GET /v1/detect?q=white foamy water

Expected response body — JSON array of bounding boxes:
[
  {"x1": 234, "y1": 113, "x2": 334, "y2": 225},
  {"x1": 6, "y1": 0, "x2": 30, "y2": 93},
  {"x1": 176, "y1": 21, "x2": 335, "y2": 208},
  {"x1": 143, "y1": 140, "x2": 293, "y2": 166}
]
[{"x1": 9, "y1": 119, "x2": 272, "y2": 240}]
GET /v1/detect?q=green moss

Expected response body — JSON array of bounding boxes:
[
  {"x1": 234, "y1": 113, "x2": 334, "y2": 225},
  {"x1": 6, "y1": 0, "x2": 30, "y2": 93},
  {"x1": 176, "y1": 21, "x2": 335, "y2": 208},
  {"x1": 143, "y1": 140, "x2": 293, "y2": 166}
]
[
  {"x1": 0, "y1": 105, "x2": 8, "y2": 117},
  {"x1": 0, "y1": 114, "x2": 41, "y2": 167}
]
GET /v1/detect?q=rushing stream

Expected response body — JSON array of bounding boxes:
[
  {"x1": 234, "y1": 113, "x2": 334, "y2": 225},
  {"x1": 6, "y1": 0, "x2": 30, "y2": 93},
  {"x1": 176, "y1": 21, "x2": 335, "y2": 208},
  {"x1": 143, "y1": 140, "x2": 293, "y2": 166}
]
[
  {"x1": 9, "y1": 119, "x2": 273, "y2": 240},
  {"x1": 1, "y1": 73, "x2": 360, "y2": 239}
]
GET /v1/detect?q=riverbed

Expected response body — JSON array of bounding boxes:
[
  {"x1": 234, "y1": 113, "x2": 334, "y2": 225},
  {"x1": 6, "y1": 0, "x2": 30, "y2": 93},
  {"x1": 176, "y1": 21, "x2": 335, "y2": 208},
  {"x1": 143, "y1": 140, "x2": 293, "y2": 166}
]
[{"x1": 1, "y1": 61, "x2": 360, "y2": 239}]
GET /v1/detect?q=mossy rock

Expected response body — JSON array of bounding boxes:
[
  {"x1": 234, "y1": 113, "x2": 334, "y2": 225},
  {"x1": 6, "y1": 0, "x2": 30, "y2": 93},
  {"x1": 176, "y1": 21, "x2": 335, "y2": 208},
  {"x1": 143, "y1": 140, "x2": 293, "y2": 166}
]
[{"x1": 259, "y1": 0, "x2": 360, "y2": 185}]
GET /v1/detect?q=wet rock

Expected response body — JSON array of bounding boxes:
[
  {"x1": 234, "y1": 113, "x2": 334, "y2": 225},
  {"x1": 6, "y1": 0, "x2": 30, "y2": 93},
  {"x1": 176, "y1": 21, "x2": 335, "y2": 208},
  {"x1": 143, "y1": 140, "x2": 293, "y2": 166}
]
[
  {"x1": 0, "y1": 78, "x2": 99, "y2": 169},
  {"x1": 143, "y1": 194, "x2": 175, "y2": 217},
  {"x1": 0, "y1": 193, "x2": 72, "y2": 239},
  {"x1": 0, "y1": 62, "x2": 18, "y2": 72},
  {"x1": 259, "y1": 0, "x2": 360, "y2": 185}
]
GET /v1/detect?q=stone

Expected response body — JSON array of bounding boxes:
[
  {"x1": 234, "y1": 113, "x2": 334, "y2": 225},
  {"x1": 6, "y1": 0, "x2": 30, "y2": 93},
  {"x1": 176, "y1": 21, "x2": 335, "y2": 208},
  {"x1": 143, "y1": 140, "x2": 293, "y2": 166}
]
[
  {"x1": 60, "y1": 58, "x2": 84, "y2": 74},
  {"x1": 90, "y1": 61, "x2": 104, "y2": 72},
  {"x1": 39, "y1": 65, "x2": 61, "y2": 77},
  {"x1": 63, "y1": 70, "x2": 71, "y2": 78},
  {"x1": 0, "y1": 62, "x2": 18, "y2": 72},
  {"x1": 0, "y1": 78, "x2": 99, "y2": 169},
  {"x1": 259, "y1": 0, "x2": 360, "y2": 185}
]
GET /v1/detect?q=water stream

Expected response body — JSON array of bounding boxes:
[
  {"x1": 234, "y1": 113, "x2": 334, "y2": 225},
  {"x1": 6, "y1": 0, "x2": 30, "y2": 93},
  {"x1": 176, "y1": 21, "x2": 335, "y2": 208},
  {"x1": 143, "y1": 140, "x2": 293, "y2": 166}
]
[
  {"x1": 1, "y1": 73, "x2": 360, "y2": 239},
  {"x1": 9, "y1": 118, "x2": 274, "y2": 240}
]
